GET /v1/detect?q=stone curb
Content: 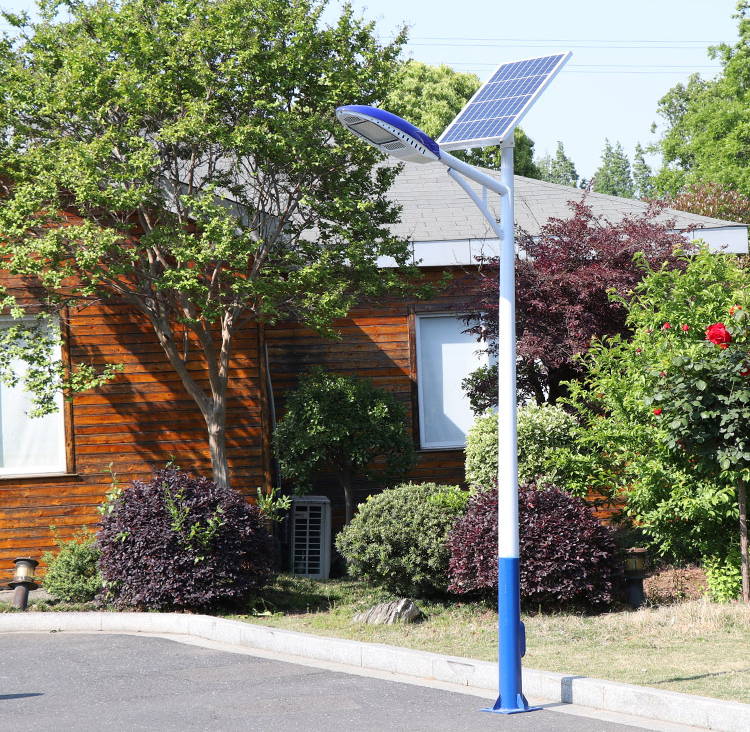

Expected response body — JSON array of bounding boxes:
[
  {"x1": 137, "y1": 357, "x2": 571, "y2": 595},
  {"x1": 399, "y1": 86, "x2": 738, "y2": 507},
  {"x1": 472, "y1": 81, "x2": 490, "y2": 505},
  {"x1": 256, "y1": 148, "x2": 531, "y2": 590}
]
[{"x1": 1, "y1": 612, "x2": 748, "y2": 732}]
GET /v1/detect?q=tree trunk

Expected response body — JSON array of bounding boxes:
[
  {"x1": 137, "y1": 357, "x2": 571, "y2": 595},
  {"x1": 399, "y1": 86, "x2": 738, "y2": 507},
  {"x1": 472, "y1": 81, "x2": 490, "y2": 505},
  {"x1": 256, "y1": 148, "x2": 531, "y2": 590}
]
[
  {"x1": 739, "y1": 477, "x2": 749, "y2": 603},
  {"x1": 206, "y1": 408, "x2": 230, "y2": 490},
  {"x1": 338, "y1": 471, "x2": 356, "y2": 525},
  {"x1": 144, "y1": 308, "x2": 235, "y2": 491}
]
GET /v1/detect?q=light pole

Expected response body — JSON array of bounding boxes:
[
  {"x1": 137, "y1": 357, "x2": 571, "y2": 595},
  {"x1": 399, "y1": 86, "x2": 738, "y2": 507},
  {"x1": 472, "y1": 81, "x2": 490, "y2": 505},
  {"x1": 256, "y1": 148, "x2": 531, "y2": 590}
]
[{"x1": 335, "y1": 104, "x2": 531, "y2": 713}]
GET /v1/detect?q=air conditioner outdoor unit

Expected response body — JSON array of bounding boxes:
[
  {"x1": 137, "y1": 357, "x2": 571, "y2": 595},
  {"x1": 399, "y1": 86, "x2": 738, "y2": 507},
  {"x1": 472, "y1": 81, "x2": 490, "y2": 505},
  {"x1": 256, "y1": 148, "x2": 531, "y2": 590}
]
[{"x1": 290, "y1": 495, "x2": 331, "y2": 579}]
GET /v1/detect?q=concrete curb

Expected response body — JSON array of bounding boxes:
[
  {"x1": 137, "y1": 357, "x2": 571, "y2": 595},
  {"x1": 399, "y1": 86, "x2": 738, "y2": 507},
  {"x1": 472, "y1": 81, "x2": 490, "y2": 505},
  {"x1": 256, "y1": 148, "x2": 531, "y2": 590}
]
[{"x1": 1, "y1": 612, "x2": 748, "y2": 732}]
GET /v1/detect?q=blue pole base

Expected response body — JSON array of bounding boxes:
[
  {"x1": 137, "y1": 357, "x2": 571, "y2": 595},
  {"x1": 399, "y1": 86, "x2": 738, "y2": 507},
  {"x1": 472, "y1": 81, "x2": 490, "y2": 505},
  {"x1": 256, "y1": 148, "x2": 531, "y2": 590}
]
[{"x1": 481, "y1": 693, "x2": 540, "y2": 714}]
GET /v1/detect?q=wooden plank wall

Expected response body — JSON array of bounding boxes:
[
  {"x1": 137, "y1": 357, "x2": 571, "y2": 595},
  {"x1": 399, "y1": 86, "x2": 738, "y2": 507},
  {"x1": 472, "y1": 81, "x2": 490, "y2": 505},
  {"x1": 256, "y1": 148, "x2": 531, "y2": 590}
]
[
  {"x1": 0, "y1": 266, "x2": 478, "y2": 576},
  {"x1": 0, "y1": 287, "x2": 268, "y2": 576},
  {"x1": 266, "y1": 268, "x2": 474, "y2": 533}
]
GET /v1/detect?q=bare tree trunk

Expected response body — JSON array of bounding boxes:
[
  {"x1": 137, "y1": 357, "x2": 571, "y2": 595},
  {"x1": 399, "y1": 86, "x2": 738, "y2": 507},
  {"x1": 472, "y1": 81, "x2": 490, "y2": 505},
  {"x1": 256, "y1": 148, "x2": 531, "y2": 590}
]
[
  {"x1": 338, "y1": 471, "x2": 356, "y2": 525},
  {"x1": 206, "y1": 404, "x2": 230, "y2": 490},
  {"x1": 142, "y1": 308, "x2": 234, "y2": 490},
  {"x1": 739, "y1": 477, "x2": 749, "y2": 603}
]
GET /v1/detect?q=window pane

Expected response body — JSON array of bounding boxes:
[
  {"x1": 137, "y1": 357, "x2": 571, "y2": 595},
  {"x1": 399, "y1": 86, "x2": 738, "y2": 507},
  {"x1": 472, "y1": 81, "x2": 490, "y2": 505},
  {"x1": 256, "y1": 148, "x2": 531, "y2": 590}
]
[
  {"x1": 416, "y1": 314, "x2": 486, "y2": 449},
  {"x1": 0, "y1": 324, "x2": 66, "y2": 475}
]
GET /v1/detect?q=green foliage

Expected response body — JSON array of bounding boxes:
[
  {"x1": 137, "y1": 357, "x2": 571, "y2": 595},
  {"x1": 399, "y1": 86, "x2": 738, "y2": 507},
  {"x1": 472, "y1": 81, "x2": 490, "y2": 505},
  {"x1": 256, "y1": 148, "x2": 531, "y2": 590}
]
[
  {"x1": 654, "y1": 3, "x2": 750, "y2": 197},
  {"x1": 704, "y1": 548, "x2": 743, "y2": 602},
  {"x1": 386, "y1": 60, "x2": 541, "y2": 178},
  {"x1": 562, "y1": 247, "x2": 750, "y2": 581},
  {"x1": 255, "y1": 485, "x2": 292, "y2": 523},
  {"x1": 0, "y1": 314, "x2": 121, "y2": 417},
  {"x1": 335, "y1": 482, "x2": 469, "y2": 597},
  {"x1": 386, "y1": 61, "x2": 480, "y2": 140},
  {"x1": 42, "y1": 528, "x2": 102, "y2": 603},
  {"x1": 592, "y1": 139, "x2": 634, "y2": 198},
  {"x1": 464, "y1": 411, "x2": 499, "y2": 490},
  {"x1": 632, "y1": 143, "x2": 655, "y2": 200},
  {"x1": 629, "y1": 254, "x2": 750, "y2": 480},
  {"x1": 536, "y1": 141, "x2": 578, "y2": 187},
  {"x1": 97, "y1": 462, "x2": 123, "y2": 517},
  {"x1": 273, "y1": 368, "x2": 415, "y2": 521},
  {"x1": 464, "y1": 404, "x2": 578, "y2": 490},
  {"x1": 274, "y1": 368, "x2": 415, "y2": 488}
]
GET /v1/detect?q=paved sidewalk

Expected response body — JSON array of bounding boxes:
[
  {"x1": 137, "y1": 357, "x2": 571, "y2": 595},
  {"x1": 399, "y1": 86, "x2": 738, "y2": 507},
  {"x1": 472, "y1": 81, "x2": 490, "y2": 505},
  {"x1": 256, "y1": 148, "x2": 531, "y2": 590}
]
[{"x1": 0, "y1": 631, "x2": 689, "y2": 732}]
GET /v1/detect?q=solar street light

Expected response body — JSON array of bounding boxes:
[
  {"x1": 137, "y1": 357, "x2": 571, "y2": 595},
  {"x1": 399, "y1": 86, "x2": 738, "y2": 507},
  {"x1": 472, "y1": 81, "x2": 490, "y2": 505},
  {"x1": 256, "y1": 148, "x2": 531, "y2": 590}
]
[{"x1": 336, "y1": 52, "x2": 570, "y2": 716}]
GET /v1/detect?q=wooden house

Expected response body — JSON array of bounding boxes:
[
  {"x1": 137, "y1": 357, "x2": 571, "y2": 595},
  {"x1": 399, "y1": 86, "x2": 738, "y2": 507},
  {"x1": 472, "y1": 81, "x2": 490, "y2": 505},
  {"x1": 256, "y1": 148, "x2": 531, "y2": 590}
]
[{"x1": 1, "y1": 164, "x2": 747, "y2": 572}]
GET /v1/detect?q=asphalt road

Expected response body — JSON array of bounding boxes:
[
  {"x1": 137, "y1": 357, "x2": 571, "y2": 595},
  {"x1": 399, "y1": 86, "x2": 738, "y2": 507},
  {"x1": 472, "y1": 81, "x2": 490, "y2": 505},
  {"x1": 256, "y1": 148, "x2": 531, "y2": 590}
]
[{"x1": 0, "y1": 632, "x2": 677, "y2": 732}]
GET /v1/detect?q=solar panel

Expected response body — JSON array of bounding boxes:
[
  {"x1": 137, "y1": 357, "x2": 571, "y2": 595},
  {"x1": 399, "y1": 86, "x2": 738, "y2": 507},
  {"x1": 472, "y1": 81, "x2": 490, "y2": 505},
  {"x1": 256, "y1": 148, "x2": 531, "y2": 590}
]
[{"x1": 437, "y1": 53, "x2": 571, "y2": 150}]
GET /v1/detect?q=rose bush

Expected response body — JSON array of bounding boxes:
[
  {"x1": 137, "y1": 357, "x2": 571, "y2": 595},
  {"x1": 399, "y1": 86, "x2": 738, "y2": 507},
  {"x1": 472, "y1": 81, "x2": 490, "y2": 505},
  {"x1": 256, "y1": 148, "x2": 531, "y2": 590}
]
[{"x1": 556, "y1": 247, "x2": 750, "y2": 595}]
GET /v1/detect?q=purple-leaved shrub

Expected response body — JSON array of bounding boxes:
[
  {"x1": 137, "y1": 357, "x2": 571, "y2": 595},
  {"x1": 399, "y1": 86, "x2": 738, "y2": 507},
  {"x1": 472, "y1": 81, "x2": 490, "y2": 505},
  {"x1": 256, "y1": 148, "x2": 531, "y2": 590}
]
[
  {"x1": 98, "y1": 468, "x2": 273, "y2": 610},
  {"x1": 448, "y1": 484, "x2": 623, "y2": 608}
]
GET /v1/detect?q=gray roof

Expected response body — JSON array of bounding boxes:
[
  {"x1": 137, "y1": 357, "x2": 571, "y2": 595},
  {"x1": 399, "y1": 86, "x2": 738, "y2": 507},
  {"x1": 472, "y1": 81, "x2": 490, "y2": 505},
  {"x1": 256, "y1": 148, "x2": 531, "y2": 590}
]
[{"x1": 384, "y1": 161, "x2": 748, "y2": 259}]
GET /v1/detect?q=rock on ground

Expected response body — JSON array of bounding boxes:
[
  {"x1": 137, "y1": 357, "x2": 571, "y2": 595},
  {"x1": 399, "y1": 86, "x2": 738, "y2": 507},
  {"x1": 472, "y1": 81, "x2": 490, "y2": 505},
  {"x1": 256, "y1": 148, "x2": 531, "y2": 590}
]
[{"x1": 353, "y1": 599, "x2": 422, "y2": 625}]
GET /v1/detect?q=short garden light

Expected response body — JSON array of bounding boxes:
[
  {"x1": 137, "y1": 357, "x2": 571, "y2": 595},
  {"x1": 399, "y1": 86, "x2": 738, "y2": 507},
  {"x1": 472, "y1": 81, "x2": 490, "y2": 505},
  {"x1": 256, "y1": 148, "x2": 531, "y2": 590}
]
[
  {"x1": 625, "y1": 547, "x2": 648, "y2": 609},
  {"x1": 8, "y1": 556, "x2": 39, "y2": 610}
]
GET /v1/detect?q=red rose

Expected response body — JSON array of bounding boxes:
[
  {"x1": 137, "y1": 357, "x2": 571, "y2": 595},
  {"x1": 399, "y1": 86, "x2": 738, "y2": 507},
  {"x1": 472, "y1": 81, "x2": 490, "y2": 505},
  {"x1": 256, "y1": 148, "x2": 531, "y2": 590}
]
[
  {"x1": 706, "y1": 323, "x2": 732, "y2": 349},
  {"x1": 653, "y1": 408, "x2": 662, "y2": 415},
  {"x1": 730, "y1": 305, "x2": 742, "y2": 315},
  {"x1": 741, "y1": 366, "x2": 750, "y2": 377},
  {"x1": 663, "y1": 322, "x2": 671, "y2": 330},
  {"x1": 682, "y1": 324, "x2": 689, "y2": 332}
]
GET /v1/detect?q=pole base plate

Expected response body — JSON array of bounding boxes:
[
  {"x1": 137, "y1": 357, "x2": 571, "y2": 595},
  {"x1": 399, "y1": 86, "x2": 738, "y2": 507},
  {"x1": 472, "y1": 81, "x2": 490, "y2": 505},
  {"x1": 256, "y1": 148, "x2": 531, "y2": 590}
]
[{"x1": 481, "y1": 694, "x2": 540, "y2": 715}]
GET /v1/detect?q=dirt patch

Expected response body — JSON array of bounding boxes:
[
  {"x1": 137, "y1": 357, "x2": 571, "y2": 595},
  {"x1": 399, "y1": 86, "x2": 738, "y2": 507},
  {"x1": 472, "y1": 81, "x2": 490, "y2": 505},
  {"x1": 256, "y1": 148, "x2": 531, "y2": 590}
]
[{"x1": 644, "y1": 565, "x2": 708, "y2": 605}]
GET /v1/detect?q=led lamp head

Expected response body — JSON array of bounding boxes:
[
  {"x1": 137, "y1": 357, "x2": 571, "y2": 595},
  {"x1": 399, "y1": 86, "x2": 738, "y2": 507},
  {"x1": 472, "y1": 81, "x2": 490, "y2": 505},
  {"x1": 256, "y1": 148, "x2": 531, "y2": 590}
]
[{"x1": 335, "y1": 105, "x2": 441, "y2": 164}]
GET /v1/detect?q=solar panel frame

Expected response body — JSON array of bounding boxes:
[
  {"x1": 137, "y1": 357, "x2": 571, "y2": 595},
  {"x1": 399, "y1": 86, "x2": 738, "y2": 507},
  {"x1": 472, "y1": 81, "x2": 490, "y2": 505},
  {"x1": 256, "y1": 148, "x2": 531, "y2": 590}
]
[{"x1": 437, "y1": 52, "x2": 571, "y2": 151}]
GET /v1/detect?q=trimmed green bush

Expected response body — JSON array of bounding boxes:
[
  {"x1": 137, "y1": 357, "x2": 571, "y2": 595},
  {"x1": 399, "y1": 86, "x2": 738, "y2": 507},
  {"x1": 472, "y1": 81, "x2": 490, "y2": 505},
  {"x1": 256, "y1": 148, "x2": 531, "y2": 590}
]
[
  {"x1": 335, "y1": 482, "x2": 469, "y2": 597},
  {"x1": 42, "y1": 528, "x2": 102, "y2": 603},
  {"x1": 465, "y1": 404, "x2": 578, "y2": 489}
]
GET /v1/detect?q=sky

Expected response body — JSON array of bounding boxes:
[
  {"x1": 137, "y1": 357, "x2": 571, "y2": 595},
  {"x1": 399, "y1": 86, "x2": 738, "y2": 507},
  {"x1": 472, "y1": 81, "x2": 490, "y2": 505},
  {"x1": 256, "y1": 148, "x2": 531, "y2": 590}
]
[
  {"x1": 337, "y1": 0, "x2": 742, "y2": 181},
  {"x1": 0, "y1": 0, "x2": 742, "y2": 181}
]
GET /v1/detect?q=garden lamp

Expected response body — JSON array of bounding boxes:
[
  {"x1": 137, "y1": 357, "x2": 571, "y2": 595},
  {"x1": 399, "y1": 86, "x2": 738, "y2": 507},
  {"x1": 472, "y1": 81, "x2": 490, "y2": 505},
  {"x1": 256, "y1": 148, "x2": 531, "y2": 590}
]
[
  {"x1": 335, "y1": 105, "x2": 524, "y2": 713},
  {"x1": 8, "y1": 556, "x2": 39, "y2": 611},
  {"x1": 336, "y1": 54, "x2": 569, "y2": 716}
]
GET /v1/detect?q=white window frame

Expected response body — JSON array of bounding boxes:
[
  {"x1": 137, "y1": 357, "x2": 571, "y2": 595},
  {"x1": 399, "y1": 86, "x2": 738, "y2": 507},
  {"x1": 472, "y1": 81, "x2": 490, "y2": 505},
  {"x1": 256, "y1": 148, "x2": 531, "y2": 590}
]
[
  {"x1": 414, "y1": 311, "x2": 490, "y2": 450},
  {"x1": 0, "y1": 316, "x2": 67, "y2": 477}
]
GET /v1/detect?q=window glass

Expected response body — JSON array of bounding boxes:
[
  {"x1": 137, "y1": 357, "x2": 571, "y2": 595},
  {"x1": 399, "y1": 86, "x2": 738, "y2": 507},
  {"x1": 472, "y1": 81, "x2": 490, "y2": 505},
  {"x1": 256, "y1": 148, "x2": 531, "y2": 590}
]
[
  {"x1": 415, "y1": 314, "x2": 488, "y2": 449},
  {"x1": 0, "y1": 320, "x2": 66, "y2": 475}
]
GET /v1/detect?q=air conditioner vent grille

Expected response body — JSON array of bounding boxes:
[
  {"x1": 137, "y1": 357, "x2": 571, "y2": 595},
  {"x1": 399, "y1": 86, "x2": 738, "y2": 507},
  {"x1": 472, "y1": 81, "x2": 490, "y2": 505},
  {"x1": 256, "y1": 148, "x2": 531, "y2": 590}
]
[{"x1": 290, "y1": 496, "x2": 331, "y2": 579}]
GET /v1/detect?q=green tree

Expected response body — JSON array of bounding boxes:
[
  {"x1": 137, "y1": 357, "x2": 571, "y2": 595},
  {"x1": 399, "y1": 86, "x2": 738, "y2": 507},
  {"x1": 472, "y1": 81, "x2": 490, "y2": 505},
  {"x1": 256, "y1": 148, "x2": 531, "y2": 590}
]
[
  {"x1": 592, "y1": 139, "x2": 635, "y2": 198},
  {"x1": 273, "y1": 369, "x2": 416, "y2": 524},
  {"x1": 654, "y1": 2, "x2": 750, "y2": 197},
  {"x1": 0, "y1": 0, "x2": 416, "y2": 489},
  {"x1": 632, "y1": 143, "x2": 655, "y2": 200},
  {"x1": 387, "y1": 60, "x2": 541, "y2": 179},
  {"x1": 536, "y1": 141, "x2": 578, "y2": 187}
]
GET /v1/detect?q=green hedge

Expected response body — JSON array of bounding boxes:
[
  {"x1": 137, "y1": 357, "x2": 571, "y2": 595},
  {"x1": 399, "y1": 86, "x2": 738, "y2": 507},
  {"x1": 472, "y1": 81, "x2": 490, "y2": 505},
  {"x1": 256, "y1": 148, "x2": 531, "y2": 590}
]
[{"x1": 335, "y1": 482, "x2": 469, "y2": 597}]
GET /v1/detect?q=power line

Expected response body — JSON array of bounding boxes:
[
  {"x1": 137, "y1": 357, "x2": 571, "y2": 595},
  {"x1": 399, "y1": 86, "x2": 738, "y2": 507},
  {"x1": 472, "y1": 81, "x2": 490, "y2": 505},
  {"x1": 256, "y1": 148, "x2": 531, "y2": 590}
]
[
  {"x1": 407, "y1": 42, "x2": 720, "y2": 50},
  {"x1": 400, "y1": 35, "x2": 723, "y2": 43}
]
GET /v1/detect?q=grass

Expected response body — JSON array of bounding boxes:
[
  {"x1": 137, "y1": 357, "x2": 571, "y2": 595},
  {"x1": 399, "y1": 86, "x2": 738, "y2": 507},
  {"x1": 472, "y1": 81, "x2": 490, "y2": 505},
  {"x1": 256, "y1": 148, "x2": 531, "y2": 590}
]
[{"x1": 228, "y1": 575, "x2": 750, "y2": 705}]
